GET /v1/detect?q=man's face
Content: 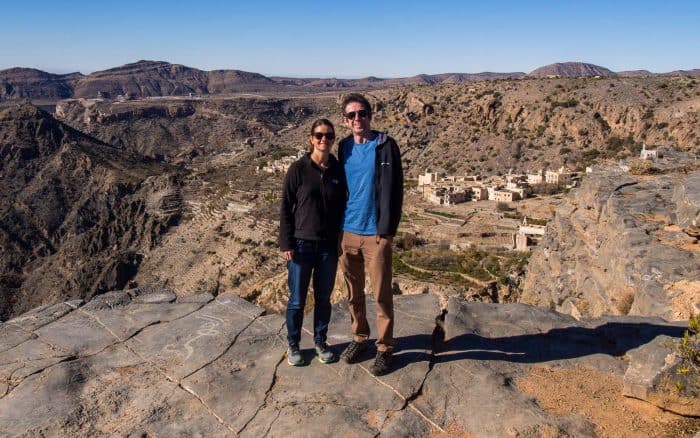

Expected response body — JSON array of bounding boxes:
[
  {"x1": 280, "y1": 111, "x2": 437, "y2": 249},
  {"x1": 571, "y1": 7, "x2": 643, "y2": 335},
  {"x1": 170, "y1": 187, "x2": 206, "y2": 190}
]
[{"x1": 343, "y1": 101, "x2": 371, "y2": 137}]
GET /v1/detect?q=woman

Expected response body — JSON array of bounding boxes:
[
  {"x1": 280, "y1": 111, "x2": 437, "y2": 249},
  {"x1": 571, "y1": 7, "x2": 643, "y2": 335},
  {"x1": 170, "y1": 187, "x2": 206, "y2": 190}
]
[{"x1": 279, "y1": 119, "x2": 346, "y2": 366}]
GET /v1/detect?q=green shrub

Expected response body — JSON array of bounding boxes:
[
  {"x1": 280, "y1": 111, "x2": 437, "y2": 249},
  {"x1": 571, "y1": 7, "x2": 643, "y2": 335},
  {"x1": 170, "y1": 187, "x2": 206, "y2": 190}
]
[
  {"x1": 550, "y1": 98, "x2": 578, "y2": 109},
  {"x1": 675, "y1": 315, "x2": 700, "y2": 396}
]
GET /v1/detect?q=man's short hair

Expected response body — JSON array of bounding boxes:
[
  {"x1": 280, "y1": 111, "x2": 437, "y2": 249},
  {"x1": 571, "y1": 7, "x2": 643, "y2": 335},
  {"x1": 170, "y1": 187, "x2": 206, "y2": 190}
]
[{"x1": 341, "y1": 93, "x2": 372, "y2": 119}]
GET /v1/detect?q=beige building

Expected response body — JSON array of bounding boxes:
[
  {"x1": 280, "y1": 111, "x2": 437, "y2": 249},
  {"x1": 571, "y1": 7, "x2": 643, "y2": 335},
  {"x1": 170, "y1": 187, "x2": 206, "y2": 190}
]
[
  {"x1": 418, "y1": 172, "x2": 440, "y2": 186},
  {"x1": 506, "y1": 182, "x2": 527, "y2": 199},
  {"x1": 545, "y1": 167, "x2": 573, "y2": 184},
  {"x1": 444, "y1": 190, "x2": 470, "y2": 205},
  {"x1": 425, "y1": 187, "x2": 470, "y2": 205},
  {"x1": 493, "y1": 190, "x2": 519, "y2": 202},
  {"x1": 444, "y1": 174, "x2": 481, "y2": 183},
  {"x1": 471, "y1": 186, "x2": 488, "y2": 201},
  {"x1": 527, "y1": 170, "x2": 544, "y2": 185},
  {"x1": 514, "y1": 233, "x2": 530, "y2": 251}
]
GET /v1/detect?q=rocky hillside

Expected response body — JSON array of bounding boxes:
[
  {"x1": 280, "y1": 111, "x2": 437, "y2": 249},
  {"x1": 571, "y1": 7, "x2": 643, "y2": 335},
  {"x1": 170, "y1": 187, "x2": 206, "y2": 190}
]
[
  {"x1": 0, "y1": 290, "x2": 696, "y2": 436},
  {"x1": 528, "y1": 62, "x2": 616, "y2": 78},
  {"x1": 363, "y1": 75, "x2": 700, "y2": 176},
  {"x1": 0, "y1": 68, "x2": 81, "y2": 101},
  {"x1": 55, "y1": 95, "x2": 336, "y2": 159},
  {"x1": 53, "y1": 76, "x2": 700, "y2": 179},
  {"x1": 522, "y1": 155, "x2": 700, "y2": 321},
  {"x1": 0, "y1": 104, "x2": 182, "y2": 319}
]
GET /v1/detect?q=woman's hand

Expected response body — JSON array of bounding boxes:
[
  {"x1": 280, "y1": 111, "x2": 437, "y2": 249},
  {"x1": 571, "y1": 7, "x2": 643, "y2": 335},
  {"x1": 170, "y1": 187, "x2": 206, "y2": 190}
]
[{"x1": 282, "y1": 250, "x2": 294, "y2": 261}]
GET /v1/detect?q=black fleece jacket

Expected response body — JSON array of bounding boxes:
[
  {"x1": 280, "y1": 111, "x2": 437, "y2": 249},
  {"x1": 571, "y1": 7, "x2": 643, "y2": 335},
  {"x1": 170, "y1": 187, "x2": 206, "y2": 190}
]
[
  {"x1": 338, "y1": 132, "x2": 404, "y2": 237},
  {"x1": 278, "y1": 153, "x2": 346, "y2": 251}
]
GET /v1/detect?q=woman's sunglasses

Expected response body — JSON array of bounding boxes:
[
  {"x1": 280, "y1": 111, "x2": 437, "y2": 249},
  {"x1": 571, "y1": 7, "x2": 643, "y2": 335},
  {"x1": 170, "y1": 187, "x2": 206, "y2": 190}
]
[{"x1": 313, "y1": 132, "x2": 335, "y2": 140}]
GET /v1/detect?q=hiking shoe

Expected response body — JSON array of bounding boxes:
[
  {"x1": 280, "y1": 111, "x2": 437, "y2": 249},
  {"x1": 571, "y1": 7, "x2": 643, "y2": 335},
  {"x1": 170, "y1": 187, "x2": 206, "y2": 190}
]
[
  {"x1": 340, "y1": 340, "x2": 368, "y2": 364},
  {"x1": 315, "y1": 342, "x2": 336, "y2": 364},
  {"x1": 369, "y1": 351, "x2": 393, "y2": 376},
  {"x1": 287, "y1": 344, "x2": 304, "y2": 366}
]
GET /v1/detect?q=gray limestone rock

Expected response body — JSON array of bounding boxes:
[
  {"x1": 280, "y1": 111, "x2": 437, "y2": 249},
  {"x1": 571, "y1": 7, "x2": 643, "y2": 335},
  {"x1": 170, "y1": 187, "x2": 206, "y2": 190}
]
[
  {"x1": 130, "y1": 287, "x2": 177, "y2": 304},
  {"x1": 314, "y1": 293, "x2": 440, "y2": 400},
  {"x1": 0, "y1": 323, "x2": 33, "y2": 353},
  {"x1": 0, "y1": 338, "x2": 70, "y2": 386},
  {"x1": 0, "y1": 344, "x2": 231, "y2": 436},
  {"x1": 624, "y1": 334, "x2": 700, "y2": 416},
  {"x1": 522, "y1": 167, "x2": 700, "y2": 321},
  {"x1": 257, "y1": 293, "x2": 441, "y2": 436},
  {"x1": 0, "y1": 292, "x2": 694, "y2": 436},
  {"x1": 673, "y1": 171, "x2": 700, "y2": 228},
  {"x1": 181, "y1": 314, "x2": 286, "y2": 433},
  {"x1": 82, "y1": 289, "x2": 133, "y2": 311},
  {"x1": 82, "y1": 301, "x2": 204, "y2": 341},
  {"x1": 6, "y1": 301, "x2": 78, "y2": 332},
  {"x1": 176, "y1": 292, "x2": 215, "y2": 303},
  {"x1": 125, "y1": 295, "x2": 265, "y2": 381},
  {"x1": 34, "y1": 309, "x2": 118, "y2": 356}
]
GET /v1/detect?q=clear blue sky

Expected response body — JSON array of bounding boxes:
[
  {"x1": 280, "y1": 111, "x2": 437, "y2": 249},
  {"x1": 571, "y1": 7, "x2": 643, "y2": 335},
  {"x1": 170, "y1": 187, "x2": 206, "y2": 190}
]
[{"x1": 2, "y1": 0, "x2": 698, "y2": 77}]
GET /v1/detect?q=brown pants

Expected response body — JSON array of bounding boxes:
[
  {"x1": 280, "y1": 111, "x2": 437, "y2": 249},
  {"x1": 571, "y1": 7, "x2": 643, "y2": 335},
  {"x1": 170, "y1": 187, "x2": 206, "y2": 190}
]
[{"x1": 339, "y1": 231, "x2": 394, "y2": 352}]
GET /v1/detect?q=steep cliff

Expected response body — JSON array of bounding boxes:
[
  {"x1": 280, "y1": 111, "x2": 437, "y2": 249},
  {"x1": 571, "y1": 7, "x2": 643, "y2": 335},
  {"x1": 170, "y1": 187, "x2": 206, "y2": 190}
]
[
  {"x1": 522, "y1": 155, "x2": 700, "y2": 320},
  {"x1": 0, "y1": 104, "x2": 182, "y2": 319}
]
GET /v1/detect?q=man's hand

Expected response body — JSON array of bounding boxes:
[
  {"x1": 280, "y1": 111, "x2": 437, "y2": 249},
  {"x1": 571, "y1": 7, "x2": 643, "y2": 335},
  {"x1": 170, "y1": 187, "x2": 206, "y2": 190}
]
[{"x1": 282, "y1": 250, "x2": 294, "y2": 261}]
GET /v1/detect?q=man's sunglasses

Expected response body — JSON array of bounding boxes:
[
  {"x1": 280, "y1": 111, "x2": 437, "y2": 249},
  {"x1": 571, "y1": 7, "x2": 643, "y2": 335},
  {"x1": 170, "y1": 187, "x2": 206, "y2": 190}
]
[
  {"x1": 345, "y1": 109, "x2": 369, "y2": 120},
  {"x1": 313, "y1": 132, "x2": 335, "y2": 140}
]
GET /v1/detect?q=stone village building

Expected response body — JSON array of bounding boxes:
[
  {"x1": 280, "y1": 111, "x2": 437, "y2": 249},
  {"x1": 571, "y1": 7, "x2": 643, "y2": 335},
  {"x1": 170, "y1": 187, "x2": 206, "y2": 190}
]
[{"x1": 417, "y1": 167, "x2": 575, "y2": 206}]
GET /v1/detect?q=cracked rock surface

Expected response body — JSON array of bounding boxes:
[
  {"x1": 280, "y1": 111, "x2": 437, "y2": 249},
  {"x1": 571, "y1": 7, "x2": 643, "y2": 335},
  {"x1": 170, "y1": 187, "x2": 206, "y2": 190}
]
[{"x1": 0, "y1": 289, "x2": 692, "y2": 436}]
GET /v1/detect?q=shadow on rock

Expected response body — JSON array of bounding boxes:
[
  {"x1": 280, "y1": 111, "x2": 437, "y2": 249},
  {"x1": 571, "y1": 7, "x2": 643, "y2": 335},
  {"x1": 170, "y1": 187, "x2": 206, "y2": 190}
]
[{"x1": 432, "y1": 322, "x2": 686, "y2": 363}]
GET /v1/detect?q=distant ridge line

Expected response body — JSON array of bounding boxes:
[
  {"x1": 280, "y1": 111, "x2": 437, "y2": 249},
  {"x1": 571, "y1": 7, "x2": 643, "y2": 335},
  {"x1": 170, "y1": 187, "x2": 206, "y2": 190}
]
[{"x1": 2, "y1": 60, "x2": 699, "y2": 101}]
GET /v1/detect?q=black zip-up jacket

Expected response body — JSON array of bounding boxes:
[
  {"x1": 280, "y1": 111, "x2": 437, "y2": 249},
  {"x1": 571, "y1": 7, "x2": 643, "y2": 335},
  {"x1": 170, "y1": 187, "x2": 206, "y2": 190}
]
[
  {"x1": 338, "y1": 131, "x2": 404, "y2": 237},
  {"x1": 279, "y1": 153, "x2": 346, "y2": 251}
]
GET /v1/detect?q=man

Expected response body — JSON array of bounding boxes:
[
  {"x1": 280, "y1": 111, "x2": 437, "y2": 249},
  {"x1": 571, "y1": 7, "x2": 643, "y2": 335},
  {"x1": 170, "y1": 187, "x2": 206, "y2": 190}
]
[{"x1": 337, "y1": 93, "x2": 403, "y2": 376}]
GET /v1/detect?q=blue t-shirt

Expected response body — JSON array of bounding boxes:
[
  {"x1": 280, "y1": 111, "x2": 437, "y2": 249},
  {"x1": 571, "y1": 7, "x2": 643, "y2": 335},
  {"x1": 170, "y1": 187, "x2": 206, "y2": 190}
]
[{"x1": 341, "y1": 135, "x2": 378, "y2": 235}]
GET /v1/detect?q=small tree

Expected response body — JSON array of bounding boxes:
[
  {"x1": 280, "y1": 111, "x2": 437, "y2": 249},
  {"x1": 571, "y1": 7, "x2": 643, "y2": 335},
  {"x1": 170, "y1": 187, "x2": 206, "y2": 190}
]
[{"x1": 496, "y1": 202, "x2": 511, "y2": 212}]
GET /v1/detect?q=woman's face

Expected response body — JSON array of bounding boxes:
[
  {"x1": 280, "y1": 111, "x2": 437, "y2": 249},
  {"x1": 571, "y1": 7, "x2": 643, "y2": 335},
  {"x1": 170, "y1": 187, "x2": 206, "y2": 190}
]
[{"x1": 310, "y1": 124, "x2": 335, "y2": 153}]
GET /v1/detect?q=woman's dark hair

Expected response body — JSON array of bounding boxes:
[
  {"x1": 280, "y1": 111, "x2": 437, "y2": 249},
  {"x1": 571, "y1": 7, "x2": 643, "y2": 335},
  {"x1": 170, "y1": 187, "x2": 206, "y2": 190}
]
[
  {"x1": 309, "y1": 118, "x2": 335, "y2": 136},
  {"x1": 340, "y1": 93, "x2": 372, "y2": 119},
  {"x1": 308, "y1": 118, "x2": 335, "y2": 151}
]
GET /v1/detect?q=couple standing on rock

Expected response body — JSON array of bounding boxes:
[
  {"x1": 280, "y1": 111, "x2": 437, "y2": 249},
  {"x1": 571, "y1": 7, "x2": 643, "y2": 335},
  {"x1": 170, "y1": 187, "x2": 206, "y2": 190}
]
[{"x1": 279, "y1": 93, "x2": 404, "y2": 376}]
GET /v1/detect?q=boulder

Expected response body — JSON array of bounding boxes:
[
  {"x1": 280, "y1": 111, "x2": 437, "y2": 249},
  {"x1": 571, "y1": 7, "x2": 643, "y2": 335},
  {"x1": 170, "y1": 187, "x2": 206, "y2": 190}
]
[{"x1": 623, "y1": 335, "x2": 700, "y2": 416}]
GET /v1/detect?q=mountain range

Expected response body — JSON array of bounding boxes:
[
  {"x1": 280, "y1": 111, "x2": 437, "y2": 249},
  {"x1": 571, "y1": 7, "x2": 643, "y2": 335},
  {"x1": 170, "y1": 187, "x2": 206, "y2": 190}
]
[{"x1": 2, "y1": 60, "x2": 699, "y2": 101}]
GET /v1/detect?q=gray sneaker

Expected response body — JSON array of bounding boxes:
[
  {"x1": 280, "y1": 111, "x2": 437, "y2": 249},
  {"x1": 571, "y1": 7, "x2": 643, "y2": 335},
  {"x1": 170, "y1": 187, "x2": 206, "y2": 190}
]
[
  {"x1": 287, "y1": 344, "x2": 303, "y2": 366},
  {"x1": 315, "y1": 342, "x2": 336, "y2": 364}
]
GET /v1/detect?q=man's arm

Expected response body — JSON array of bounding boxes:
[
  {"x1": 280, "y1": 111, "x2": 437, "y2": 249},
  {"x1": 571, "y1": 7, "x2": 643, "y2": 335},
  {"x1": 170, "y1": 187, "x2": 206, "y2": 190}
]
[{"x1": 388, "y1": 139, "x2": 404, "y2": 236}]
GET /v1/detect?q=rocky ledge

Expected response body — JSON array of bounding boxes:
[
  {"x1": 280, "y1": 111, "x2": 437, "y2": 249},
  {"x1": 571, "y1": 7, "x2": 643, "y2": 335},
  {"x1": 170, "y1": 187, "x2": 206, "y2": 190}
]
[
  {"x1": 1, "y1": 288, "x2": 697, "y2": 436},
  {"x1": 522, "y1": 160, "x2": 700, "y2": 321}
]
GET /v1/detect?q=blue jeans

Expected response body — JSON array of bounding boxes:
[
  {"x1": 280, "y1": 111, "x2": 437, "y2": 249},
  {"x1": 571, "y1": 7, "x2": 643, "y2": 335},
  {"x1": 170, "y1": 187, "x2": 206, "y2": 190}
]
[{"x1": 286, "y1": 239, "x2": 338, "y2": 346}]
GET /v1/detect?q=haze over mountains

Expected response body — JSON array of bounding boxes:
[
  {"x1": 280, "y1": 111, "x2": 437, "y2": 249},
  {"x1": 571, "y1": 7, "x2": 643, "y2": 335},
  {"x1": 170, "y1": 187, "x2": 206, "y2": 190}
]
[{"x1": 2, "y1": 60, "x2": 700, "y2": 101}]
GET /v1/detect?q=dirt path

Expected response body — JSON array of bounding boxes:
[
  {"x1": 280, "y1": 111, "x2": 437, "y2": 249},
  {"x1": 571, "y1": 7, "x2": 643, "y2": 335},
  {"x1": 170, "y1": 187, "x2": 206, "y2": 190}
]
[
  {"x1": 517, "y1": 365, "x2": 700, "y2": 438},
  {"x1": 400, "y1": 260, "x2": 493, "y2": 287}
]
